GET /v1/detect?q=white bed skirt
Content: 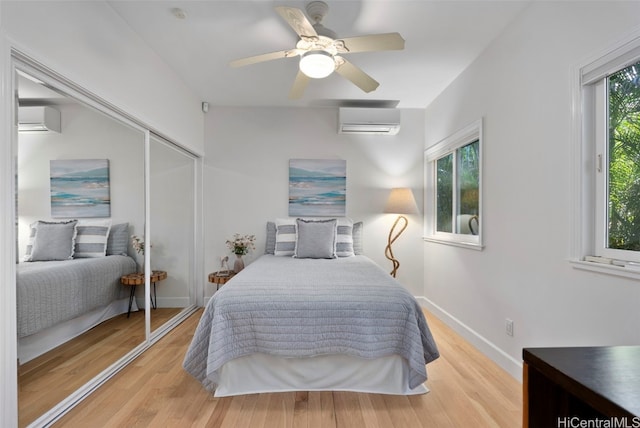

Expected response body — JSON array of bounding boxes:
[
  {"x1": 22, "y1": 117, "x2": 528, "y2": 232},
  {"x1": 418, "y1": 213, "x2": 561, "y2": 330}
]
[
  {"x1": 215, "y1": 353, "x2": 429, "y2": 397},
  {"x1": 18, "y1": 297, "x2": 137, "y2": 364}
]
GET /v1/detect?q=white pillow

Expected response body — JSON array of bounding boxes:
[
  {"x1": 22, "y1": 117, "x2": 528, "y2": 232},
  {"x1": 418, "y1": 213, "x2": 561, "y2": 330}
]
[{"x1": 74, "y1": 219, "x2": 112, "y2": 258}]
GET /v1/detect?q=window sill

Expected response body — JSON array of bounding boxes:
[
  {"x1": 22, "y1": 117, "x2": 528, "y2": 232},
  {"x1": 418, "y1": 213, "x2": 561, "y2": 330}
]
[
  {"x1": 570, "y1": 259, "x2": 640, "y2": 280},
  {"x1": 423, "y1": 236, "x2": 484, "y2": 251}
]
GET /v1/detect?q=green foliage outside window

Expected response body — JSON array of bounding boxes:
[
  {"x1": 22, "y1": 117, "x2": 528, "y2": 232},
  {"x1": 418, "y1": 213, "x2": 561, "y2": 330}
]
[
  {"x1": 437, "y1": 154, "x2": 453, "y2": 232},
  {"x1": 436, "y1": 140, "x2": 479, "y2": 233},
  {"x1": 608, "y1": 61, "x2": 640, "y2": 251}
]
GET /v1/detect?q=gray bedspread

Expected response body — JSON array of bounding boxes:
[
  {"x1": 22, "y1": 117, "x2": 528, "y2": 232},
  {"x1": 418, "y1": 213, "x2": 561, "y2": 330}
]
[
  {"x1": 183, "y1": 255, "x2": 439, "y2": 392},
  {"x1": 17, "y1": 255, "x2": 137, "y2": 338}
]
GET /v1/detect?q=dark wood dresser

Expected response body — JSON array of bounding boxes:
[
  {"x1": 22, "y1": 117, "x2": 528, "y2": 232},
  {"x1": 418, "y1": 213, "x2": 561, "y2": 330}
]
[{"x1": 523, "y1": 346, "x2": 640, "y2": 428}]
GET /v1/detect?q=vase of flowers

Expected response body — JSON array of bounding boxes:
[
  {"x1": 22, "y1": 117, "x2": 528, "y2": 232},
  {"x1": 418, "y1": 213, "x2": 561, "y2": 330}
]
[
  {"x1": 225, "y1": 233, "x2": 256, "y2": 273},
  {"x1": 131, "y1": 235, "x2": 146, "y2": 272}
]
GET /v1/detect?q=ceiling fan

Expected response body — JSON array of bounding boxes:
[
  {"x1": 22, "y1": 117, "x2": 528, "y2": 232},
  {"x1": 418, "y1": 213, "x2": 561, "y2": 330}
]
[{"x1": 230, "y1": 1, "x2": 405, "y2": 99}]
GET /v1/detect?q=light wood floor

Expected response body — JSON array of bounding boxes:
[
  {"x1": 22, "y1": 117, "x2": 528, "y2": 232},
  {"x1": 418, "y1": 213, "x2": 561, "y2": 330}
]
[
  {"x1": 52, "y1": 309, "x2": 522, "y2": 427},
  {"x1": 18, "y1": 308, "x2": 181, "y2": 427}
]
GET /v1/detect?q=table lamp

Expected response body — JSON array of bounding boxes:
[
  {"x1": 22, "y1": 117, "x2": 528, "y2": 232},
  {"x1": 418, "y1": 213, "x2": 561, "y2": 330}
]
[{"x1": 384, "y1": 187, "x2": 419, "y2": 277}]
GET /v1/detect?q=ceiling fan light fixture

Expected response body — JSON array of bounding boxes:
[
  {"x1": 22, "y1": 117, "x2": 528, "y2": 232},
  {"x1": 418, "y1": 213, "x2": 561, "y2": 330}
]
[{"x1": 299, "y1": 51, "x2": 335, "y2": 79}]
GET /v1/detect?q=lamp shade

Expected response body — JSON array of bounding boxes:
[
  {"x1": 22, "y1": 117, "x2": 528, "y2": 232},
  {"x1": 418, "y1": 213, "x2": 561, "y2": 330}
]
[
  {"x1": 384, "y1": 187, "x2": 419, "y2": 215},
  {"x1": 299, "y1": 51, "x2": 335, "y2": 79}
]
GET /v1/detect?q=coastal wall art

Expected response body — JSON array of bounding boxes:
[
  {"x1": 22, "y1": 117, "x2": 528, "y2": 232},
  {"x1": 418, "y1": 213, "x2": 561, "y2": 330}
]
[
  {"x1": 289, "y1": 159, "x2": 346, "y2": 217},
  {"x1": 50, "y1": 159, "x2": 110, "y2": 218}
]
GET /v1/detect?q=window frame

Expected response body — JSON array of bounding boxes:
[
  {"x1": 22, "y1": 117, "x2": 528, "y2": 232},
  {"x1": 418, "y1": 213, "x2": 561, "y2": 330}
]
[
  {"x1": 572, "y1": 31, "x2": 640, "y2": 276},
  {"x1": 424, "y1": 119, "x2": 484, "y2": 250}
]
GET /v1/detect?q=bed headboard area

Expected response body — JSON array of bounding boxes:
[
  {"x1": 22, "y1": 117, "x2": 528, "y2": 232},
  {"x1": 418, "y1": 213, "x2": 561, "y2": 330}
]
[
  {"x1": 22, "y1": 219, "x2": 130, "y2": 262},
  {"x1": 265, "y1": 218, "x2": 363, "y2": 259}
]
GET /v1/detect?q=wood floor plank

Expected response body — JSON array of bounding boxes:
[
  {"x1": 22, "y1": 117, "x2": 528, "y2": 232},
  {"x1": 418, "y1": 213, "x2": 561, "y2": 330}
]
[
  {"x1": 50, "y1": 307, "x2": 522, "y2": 428},
  {"x1": 333, "y1": 391, "x2": 367, "y2": 427},
  {"x1": 292, "y1": 391, "x2": 309, "y2": 428},
  {"x1": 18, "y1": 308, "x2": 181, "y2": 427}
]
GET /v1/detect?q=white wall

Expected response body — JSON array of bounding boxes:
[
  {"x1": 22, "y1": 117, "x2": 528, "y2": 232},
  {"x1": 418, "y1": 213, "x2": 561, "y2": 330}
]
[
  {"x1": 423, "y1": 1, "x2": 640, "y2": 380},
  {"x1": 203, "y1": 106, "x2": 425, "y2": 299},
  {"x1": 17, "y1": 103, "x2": 145, "y2": 257},
  {"x1": 2, "y1": 0, "x2": 203, "y2": 154}
]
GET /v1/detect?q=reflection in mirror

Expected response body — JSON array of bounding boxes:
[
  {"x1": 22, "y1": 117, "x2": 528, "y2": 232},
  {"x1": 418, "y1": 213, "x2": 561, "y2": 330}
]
[
  {"x1": 15, "y1": 69, "x2": 146, "y2": 427},
  {"x1": 147, "y1": 135, "x2": 196, "y2": 332}
]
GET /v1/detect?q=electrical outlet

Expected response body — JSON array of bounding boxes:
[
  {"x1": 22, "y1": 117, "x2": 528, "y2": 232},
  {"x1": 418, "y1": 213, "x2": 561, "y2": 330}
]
[{"x1": 506, "y1": 319, "x2": 514, "y2": 337}]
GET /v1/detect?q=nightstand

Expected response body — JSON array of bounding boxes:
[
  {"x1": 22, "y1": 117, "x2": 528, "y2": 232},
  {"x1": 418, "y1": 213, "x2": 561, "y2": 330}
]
[
  {"x1": 208, "y1": 271, "x2": 236, "y2": 290},
  {"x1": 120, "y1": 270, "x2": 167, "y2": 317}
]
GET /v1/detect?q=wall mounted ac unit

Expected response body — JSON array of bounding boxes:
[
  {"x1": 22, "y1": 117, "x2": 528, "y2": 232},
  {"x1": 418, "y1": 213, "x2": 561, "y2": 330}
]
[
  {"x1": 338, "y1": 107, "x2": 400, "y2": 135},
  {"x1": 18, "y1": 106, "x2": 61, "y2": 133}
]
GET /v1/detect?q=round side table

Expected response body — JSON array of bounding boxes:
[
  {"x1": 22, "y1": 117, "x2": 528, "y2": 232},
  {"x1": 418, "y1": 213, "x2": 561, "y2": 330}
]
[
  {"x1": 208, "y1": 271, "x2": 236, "y2": 290},
  {"x1": 120, "y1": 270, "x2": 167, "y2": 317}
]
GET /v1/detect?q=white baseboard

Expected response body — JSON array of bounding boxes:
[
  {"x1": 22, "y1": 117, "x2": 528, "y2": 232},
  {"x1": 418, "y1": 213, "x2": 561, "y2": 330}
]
[
  {"x1": 415, "y1": 296, "x2": 523, "y2": 382},
  {"x1": 135, "y1": 296, "x2": 190, "y2": 309}
]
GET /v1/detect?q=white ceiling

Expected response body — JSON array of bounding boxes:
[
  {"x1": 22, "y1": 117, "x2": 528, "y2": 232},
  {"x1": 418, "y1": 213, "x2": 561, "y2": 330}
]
[{"x1": 107, "y1": 1, "x2": 530, "y2": 109}]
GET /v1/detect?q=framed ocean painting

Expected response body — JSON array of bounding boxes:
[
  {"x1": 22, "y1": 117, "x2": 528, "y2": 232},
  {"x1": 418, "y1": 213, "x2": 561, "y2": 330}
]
[
  {"x1": 50, "y1": 159, "x2": 111, "y2": 218},
  {"x1": 289, "y1": 159, "x2": 346, "y2": 216}
]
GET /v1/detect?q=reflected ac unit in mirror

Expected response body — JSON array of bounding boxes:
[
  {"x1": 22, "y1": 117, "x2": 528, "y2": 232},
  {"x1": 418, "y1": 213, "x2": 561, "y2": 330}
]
[
  {"x1": 338, "y1": 107, "x2": 400, "y2": 135},
  {"x1": 18, "y1": 106, "x2": 61, "y2": 133}
]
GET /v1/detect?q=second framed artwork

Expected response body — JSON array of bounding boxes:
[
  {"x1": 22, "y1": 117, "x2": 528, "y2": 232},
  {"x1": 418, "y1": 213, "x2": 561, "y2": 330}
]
[{"x1": 289, "y1": 159, "x2": 346, "y2": 217}]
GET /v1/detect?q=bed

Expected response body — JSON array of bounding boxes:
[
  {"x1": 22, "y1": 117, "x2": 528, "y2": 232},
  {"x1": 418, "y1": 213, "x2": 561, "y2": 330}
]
[
  {"x1": 183, "y1": 251, "x2": 440, "y2": 397},
  {"x1": 17, "y1": 220, "x2": 138, "y2": 363}
]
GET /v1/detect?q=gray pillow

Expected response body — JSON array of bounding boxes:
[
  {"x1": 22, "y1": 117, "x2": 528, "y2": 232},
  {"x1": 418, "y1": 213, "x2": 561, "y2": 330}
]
[
  {"x1": 265, "y1": 221, "x2": 276, "y2": 255},
  {"x1": 294, "y1": 218, "x2": 337, "y2": 259},
  {"x1": 27, "y1": 220, "x2": 78, "y2": 261},
  {"x1": 353, "y1": 221, "x2": 363, "y2": 255},
  {"x1": 107, "y1": 222, "x2": 129, "y2": 256}
]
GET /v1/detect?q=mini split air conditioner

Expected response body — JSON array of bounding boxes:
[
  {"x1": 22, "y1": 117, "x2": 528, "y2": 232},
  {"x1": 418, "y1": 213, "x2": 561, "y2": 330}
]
[
  {"x1": 338, "y1": 107, "x2": 400, "y2": 135},
  {"x1": 18, "y1": 106, "x2": 61, "y2": 133}
]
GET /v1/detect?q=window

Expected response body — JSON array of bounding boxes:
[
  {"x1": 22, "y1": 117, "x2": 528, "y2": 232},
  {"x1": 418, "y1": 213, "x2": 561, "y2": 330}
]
[
  {"x1": 425, "y1": 119, "x2": 483, "y2": 249},
  {"x1": 604, "y1": 61, "x2": 640, "y2": 254},
  {"x1": 574, "y1": 34, "x2": 640, "y2": 270}
]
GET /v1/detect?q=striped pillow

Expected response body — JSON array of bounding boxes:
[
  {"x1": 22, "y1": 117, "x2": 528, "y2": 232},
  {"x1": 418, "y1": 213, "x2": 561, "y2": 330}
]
[
  {"x1": 274, "y1": 218, "x2": 297, "y2": 256},
  {"x1": 74, "y1": 219, "x2": 112, "y2": 258},
  {"x1": 336, "y1": 218, "x2": 355, "y2": 257},
  {"x1": 23, "y1": 222, "x2": 38, "y2": 261}
]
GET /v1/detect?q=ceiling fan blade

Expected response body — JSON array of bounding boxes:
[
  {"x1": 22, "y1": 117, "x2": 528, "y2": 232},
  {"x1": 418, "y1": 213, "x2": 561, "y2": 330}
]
[
  {"x1": 275, "y1": 6, "x2": 318, "y2": 39},
  {"x1": 334, "y1": 58, "x2": 379, "y2": 93},
  {"x1": 337, "y1": 32, "x2": 405, "y2": 54},
  {"x1": 230, "y1": 49, "x2": 299, "y2": 68},
  {"x1": 289, "y1": 70, "x2": 311, "y2": 99}
]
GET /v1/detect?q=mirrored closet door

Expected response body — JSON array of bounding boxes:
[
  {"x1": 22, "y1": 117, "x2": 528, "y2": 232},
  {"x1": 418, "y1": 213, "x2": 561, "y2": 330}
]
[
  {"x1": 15, "y1": 66, "x2": 147, "y2": 428},
  {"x1": 148, "y1": 134, "x2": 197, "y2": 333},
  {"x1": 12, "y1": 54, "x2": 199, "y2": 427}
]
